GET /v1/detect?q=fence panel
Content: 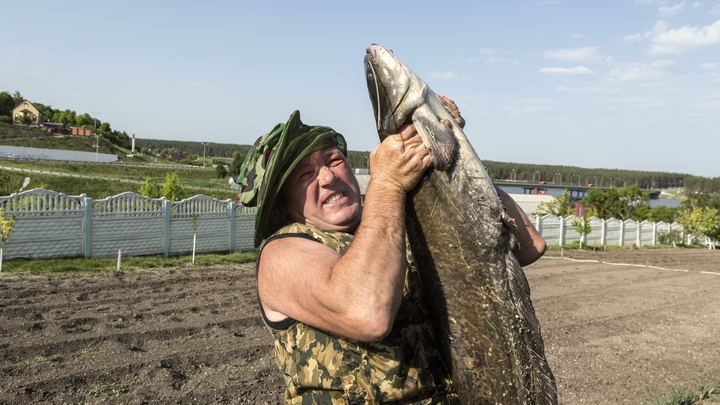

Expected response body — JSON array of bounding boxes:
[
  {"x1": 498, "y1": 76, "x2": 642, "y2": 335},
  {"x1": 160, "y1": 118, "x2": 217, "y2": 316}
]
[
  {"x1": 0, "y1": 189, "x2": 85, "y2": 259},
  {"x1": 623, "y1": 220, "x2": 638, "y2": 246},
  {"x1": 639, "y1": 221, "x2": 654, "y2": 246}
]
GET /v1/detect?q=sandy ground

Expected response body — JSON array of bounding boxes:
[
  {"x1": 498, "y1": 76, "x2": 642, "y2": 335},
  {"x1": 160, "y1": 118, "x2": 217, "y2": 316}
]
[{"x1": 1, "y1": 248, "x2": 719, "y2": 404}]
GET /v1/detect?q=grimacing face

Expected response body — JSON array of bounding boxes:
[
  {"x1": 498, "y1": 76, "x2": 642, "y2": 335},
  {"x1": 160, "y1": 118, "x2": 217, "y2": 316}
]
[{"x1": 279, "y1": 146, "x2": 362, "y2": 233}]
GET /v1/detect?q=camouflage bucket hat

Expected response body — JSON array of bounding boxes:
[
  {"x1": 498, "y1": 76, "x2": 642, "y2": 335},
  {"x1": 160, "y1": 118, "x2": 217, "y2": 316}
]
[{"x1": 237, "y1": 110, "x2": 347, "y2": 248}]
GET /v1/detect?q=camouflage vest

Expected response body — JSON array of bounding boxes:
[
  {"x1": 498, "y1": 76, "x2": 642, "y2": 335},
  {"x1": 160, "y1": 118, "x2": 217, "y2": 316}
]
[{"x1": 258, "y1": 223, "x2": 459, "y2": 405}]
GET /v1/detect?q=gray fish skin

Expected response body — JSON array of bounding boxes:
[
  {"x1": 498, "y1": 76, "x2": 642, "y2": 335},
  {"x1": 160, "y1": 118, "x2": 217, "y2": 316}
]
[{"x1": 364, "y1": 44, "x2": 557, "y2": 405}]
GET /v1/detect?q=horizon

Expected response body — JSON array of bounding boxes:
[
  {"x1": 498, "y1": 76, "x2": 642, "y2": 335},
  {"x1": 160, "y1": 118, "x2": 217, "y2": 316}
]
[{"x1": 2, "y1": 1, "x2": 719, "y2": 178}]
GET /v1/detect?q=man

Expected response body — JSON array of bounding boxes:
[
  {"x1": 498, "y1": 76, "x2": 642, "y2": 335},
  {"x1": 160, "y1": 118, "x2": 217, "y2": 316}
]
[{"x1": 238, "y1": 105, "x2": 545, "y2": 404}]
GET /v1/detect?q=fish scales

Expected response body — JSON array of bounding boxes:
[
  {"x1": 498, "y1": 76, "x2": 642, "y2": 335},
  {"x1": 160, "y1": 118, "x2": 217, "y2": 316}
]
[{"x1": 364, "y1": 44, "x2": 557, "y2": 405}]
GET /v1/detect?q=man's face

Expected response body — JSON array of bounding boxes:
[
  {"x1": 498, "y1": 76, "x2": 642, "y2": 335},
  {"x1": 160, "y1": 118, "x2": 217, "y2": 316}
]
[{"x1": 280, "y1": 146, "x2": 362, "y2": 233}]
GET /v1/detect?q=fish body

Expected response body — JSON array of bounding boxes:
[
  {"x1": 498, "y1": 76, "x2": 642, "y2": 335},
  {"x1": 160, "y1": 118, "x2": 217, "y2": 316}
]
[{"x1": 364, "y1": 44, "x2": 557, "y2": 405}]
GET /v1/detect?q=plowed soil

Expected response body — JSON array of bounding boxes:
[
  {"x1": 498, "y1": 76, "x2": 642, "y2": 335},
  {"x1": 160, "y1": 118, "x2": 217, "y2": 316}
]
[{"x1": 1, "y1": 249, "x2": 719, "y2": 404}]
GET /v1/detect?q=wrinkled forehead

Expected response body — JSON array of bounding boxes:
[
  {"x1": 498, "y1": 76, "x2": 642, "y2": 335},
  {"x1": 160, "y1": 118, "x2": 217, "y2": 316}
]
[{"x1": 294, "y1": 146, "x2": 345, "y2": 170}]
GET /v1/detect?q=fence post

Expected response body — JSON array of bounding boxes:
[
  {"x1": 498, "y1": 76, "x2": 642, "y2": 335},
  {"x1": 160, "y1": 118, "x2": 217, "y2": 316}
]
[
  {"x1": 600, "y1": 219, "x2": 606, "y2": 245},
  {"x1": 619, "y1": 221, "x2": 625, "y2": 246},
  {"x1": 636, "y1": 221, "x2": 642, "y2": 247},
  {"x1": 162, "y1": 197, "x2": 170, "y2": 258},
  {"x1": 83, "y1": 195, "x2": 92, "y2": 259},
  {"x1": 652, "y1": 222, "x2": 657, "y2": 245},
  {"x1": 228, "y1": 201, "x2": 235, "y2": 253},
  {"x1": 559, "y1": 216, "x2": 565, "y2": 246}
]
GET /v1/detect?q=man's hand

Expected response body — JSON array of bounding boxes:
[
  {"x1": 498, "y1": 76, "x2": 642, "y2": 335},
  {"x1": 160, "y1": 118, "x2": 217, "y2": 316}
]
[
  {"x1": 369, "y1": 124, "x2": 432, "y2": 195},
  {"x1": 438, "y1": 95, "x2": 466, "y2": 129}
]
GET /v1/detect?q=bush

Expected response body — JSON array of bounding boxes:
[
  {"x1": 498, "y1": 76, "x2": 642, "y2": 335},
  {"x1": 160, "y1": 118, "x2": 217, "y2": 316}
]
[
  {"x1": 658, "y1": 229, "x2": 683, "y2": 245},
  {"x1": 0, "y1": 116, "x2": 11, "y2": 124}
]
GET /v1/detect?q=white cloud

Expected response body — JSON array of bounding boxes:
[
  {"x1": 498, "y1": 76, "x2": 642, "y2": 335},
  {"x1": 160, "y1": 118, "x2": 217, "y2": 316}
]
[
  {"x1": 621, "y1": 33, "x2": 647, "y2": 43},
  {"x1": 555, "y1": 86, "x2": 621, "y2": 94},
  {"x1": 485, "y1": 57, "x2": 507, "y2": 65},
  {"x1": 658, "y1": 1, "x2": 686, "y2": 17},
  {"x1": 543, "y1": 47, "x2": 603, "y2": 62},
  {"x1": 478, "y1": 48, "x2": 496, "y2": 56},
  {"x1": 711, "y1": 4, "x2": 720, "y2": 15},
  {"x1": 604, "y1": 60, "x2": 678, "y2": 84},
  {"x1": 701, "y1": 62, "x2": 719, "y2": 68},
  {"x1": 693, "y1": 2, "x2": 703, "y2": 8},
  {"x1": 540, "y1": 66, "x2": 596, "y2": 75},
  {"x1": 649, "y1": 19, "x2": 720, "y2": 54},
  {"x1": 636, "y1": 0, "x2": 659, "y2": 3},
  {"x1": 432, "y1": 71, "x2": 463, "y2": 79},
  {"x1": 572, "y1": 33, "x2": 585, "y2": 39}
]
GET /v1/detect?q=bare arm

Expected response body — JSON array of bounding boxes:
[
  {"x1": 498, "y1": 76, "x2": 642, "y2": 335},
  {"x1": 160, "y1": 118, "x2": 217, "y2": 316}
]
[
  {"x1": 258, "y1": 125, "x2": 431, "y2": 342},
  {"x1": 496, "y1": 186, "x2": 546, "y2": 266}
]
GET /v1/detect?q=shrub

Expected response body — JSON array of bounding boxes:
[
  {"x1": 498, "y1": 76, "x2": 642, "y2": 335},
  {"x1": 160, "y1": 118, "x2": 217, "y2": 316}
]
[{"x1": 658, "y1": 229, "x2": 683, "y2": 245}]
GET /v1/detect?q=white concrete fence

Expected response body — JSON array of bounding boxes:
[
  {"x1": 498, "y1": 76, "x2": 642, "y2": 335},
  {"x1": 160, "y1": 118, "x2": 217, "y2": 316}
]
[
  {"x1": 0, "y1": 189, "x2": 690, "y2": 262},
  {"x1": 0, "y1": 188, "x2": 256, "y2": 260},
  {"x1": 528, "y1": 214, "x2": 684, "y2": 247}
]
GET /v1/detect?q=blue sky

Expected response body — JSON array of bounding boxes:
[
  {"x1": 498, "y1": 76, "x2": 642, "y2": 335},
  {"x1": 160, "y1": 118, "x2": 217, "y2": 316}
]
[{"x1": 2, "y1": 1, "x2": 719, "y2": 177}]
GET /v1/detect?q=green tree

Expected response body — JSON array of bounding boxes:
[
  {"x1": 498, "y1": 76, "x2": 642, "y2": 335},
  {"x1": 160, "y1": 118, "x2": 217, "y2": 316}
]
[
  {"x1": 215, "y1": 163, "x2": 228, "y2": 179},
  {"x1": 18, "y1": 114, "x2": 31, "y2": 125},
  {"x1": 0, "y1": 207, "x2": 16, "y2": 271},
  {"x1": 533, "y1": 189, "x2": 574, "y2": 217},
  {"x1": 0, "y1": 172, "x2": 23, "y2": 196},
  {"x1": 676, "y1": 206, "x2": 720, "y2": 246},
  {"x1": 0, "y1": 91, "x2": 14, "y2": 117},
  {"x1": 228, "y1": 150, "x2": 245, "y2": 178},
  {"x1": 161, "y1": 173, "x2": 185, "y2": 201},
  {"x1": 570, "y1": 207, "x2": 597, "y2": 249},
  {"x1": 581, "y1": 185, "x2": 650, "y2": 221},
  {"x1": 139, "y1": 178, "x2": 162, "y2": 198},
  {"x1": 76, "y1": 113, "x2": 93, "y2": 127},
  {"x1": 0, "y1": 208, "x2": 15, "y2": 246}
]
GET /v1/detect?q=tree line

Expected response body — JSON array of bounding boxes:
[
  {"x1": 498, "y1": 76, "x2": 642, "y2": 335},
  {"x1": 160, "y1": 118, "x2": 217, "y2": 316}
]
[{"x1": 0, "y1": 91, "x2": 131, "y2": 149}]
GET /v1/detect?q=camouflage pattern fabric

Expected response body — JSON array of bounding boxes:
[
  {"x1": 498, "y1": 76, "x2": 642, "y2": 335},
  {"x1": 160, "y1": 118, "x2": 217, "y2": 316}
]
[
  {"x1": 259, "y1": 223, "x2": 460, "y2": 405},
  {"x1": 236, "y1": 110, "x2": 347, "y2": 248}
]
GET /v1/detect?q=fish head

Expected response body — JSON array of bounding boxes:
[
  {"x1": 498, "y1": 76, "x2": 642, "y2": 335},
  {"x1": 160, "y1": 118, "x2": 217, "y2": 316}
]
[
  {"x1": 364, "y1": 44, "x2": 427, "y2": 140},
  {"x1": 365, "y1": 44, "x2": 459, "y2": 171}
]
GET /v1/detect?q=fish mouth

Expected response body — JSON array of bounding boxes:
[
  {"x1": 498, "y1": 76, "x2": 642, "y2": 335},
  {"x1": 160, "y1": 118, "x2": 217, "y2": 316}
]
[{"x1": 365, "y1": 45, "x2": 411, "y2": 138}]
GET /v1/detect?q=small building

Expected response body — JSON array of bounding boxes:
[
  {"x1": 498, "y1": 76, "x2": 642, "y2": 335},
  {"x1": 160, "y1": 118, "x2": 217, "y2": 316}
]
[
  {"x1": 167, "y1": 153, "x2": 187, "y2": 161},
  {"x1": 70, "y1": 127, "x2": 92, "y2": 136},
  {"x1": 506, "y1": 193, "x2": 557, "y2": 216},
  {"x1": 41, "y1": 122, "x2": 67, "y2": 134},
  {"x1": 12, "y1": 99, "x2": 43, "y2": 124}
]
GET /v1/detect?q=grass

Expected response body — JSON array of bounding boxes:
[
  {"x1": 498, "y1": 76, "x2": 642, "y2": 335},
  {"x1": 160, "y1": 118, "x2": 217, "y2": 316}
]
[
  {"x1": 647, "y1": 381, "x2": 720, "y2": 404},
  {"x1": 0, "y1": 251, "x2": 257, "y2": 275}
]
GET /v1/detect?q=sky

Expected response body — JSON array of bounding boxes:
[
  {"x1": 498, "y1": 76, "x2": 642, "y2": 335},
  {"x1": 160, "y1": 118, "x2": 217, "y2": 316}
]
[{"x1": 2, "y1": 1, "x2": 719, "y2": 177}]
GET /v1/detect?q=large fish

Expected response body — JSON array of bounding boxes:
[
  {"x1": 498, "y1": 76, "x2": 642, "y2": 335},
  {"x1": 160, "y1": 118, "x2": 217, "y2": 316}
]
[{"x1": 364, "y1": 44, "x2": 557, "y2": 404}]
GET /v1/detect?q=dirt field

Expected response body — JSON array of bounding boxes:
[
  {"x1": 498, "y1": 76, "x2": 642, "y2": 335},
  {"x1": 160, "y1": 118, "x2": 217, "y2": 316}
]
[{"x1": 1, "y1": 249, "x2": 719, "y2": 404}]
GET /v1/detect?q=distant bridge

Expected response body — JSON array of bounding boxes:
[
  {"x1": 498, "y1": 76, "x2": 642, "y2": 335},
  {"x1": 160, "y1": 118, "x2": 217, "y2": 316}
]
[{"x1": 494, "y1": 180, "x2": 661, "y2": 201}]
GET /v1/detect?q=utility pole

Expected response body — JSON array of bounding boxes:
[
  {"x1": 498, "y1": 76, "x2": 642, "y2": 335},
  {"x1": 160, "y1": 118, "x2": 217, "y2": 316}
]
[
  {"x1": 201, "y1": 142, "x2": 210, "y2": 167},
  {"x1": 92, "y1": 111, "x2": 100, "y2": 162}
]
